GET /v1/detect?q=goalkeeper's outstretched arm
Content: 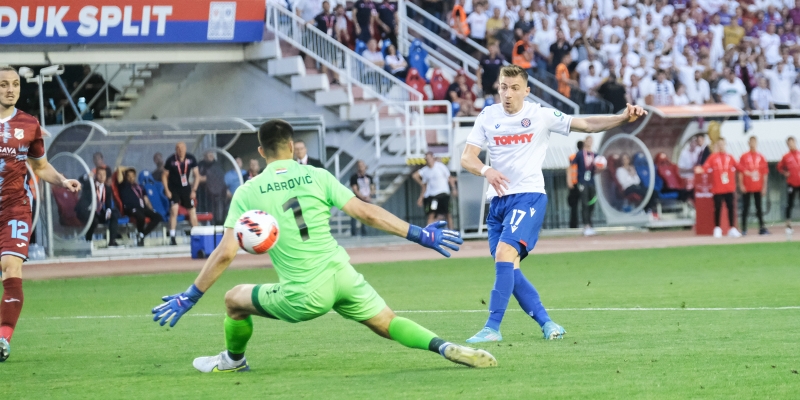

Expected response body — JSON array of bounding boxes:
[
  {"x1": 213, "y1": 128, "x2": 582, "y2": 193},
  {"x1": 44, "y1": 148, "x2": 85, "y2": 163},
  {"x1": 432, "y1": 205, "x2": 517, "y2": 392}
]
[
  {"x1": 151, "y1": 229, "x2": 239, "y2": 327},
  {"x1": 341, "y1": 197, "x2": 463, "y2": 257},
  {"x1": 342, "y1": 197, "x2": 410, "y2": 237},
  {"x1": 192, "y1": 228, "x2": 240, "y2": 292}
]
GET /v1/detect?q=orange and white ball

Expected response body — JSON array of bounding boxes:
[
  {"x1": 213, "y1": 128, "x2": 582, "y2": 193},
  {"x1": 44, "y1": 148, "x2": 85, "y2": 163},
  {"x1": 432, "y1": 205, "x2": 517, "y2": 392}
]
[
  {"x1": 594, "y1": 155, "x2": 608, "y2": 169},
  {"x1": 235, "y1": 210, "x2": 280, "y2": 254}
]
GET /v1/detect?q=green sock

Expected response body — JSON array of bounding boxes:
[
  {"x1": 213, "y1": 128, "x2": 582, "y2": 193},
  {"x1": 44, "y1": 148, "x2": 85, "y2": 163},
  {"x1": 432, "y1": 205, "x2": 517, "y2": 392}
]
[
  {"x1": 224, "y1": 315, "x2": 253, "y2": 356},
  {"x1": 387, "y1": 317, "x2": 438, "y2": 351}
]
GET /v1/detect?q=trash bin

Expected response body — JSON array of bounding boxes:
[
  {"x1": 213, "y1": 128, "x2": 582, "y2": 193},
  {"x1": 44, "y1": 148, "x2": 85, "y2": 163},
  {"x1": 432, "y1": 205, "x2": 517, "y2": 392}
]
[
  {"x1": 694, "y1": 171, "x2": 736, "y2": 235},
  {"x1": 190, "y1": 226, "x2": 224, "y2": 259}
]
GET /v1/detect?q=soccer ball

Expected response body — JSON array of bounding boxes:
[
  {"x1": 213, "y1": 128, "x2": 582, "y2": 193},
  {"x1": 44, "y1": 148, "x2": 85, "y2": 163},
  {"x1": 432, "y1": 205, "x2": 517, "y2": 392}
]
[
  {"x1": 594, "y1": 155, "x2": 607, "y2": 169},
  {"x1": 235, "y1": 210, "x2": 280, "y2": 255}
]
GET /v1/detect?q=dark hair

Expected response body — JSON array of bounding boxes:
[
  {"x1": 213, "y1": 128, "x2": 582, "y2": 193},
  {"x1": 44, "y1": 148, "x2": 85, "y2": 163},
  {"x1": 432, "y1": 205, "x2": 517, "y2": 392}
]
[
  {"x1": 576, "y1": 140, "x2": 584, "y2": 150},
  {"x1": 258, "y1": 119, "x2": 294, "y2": 156},
  {"x1": 125, "y1": 168, "x2": 137, "y2": 177}
]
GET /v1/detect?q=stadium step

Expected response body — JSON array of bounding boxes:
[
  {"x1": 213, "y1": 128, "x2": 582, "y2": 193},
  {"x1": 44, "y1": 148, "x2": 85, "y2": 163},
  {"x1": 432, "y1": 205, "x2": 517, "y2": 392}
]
[
  {"x1": 100, "y1": 109, "x2": 126, "y2": 118},
  {"x1": 364, "y1": 117, "x2": 404, "y2": 136},
  {"x1": 268, "y1": 56, "x2": 306, "y2": 77},
  {"x1": 315, "y1": 89, "x2": 350, "y2": 106},
  {"x1": 291, "y1": 74, "x2": 329, "y2": 92},
  {"x1": 245, "y1": 40, "x2": 280, "y2": 60},
  {"x1": 129, "y1": 78, "x2": 146, "y2": 88},
  {"x1": 111, "y1": 100, "x2": 133, "y2": 109},
  {"x1": 339, "y1": 103, "x2": 375, "y2": 121},
  {"x1": 119, "y1": 88, "x2": 139, "y2": 100},
  {"x1": 136, "y1": 70, "x2": 153, "y2": 79}
]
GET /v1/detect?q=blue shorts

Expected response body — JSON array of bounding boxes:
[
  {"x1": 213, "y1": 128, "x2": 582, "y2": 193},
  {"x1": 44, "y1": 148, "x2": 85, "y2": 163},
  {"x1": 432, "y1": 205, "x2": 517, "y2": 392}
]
[{"x1": 487, "y1": 193, "x2": 548, "y2": 261}]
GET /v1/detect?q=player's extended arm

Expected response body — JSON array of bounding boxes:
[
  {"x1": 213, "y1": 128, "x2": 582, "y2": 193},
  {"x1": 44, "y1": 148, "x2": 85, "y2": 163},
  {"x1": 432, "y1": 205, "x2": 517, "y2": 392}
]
[
  {"x1": 461, "y1": 143, "x2": 511, "y2": 196},
  {"x1": 28, "y1": 158, "x2": 81, "y2": 193},
  {"x1": 341, "y1": 197, "x2": 463, "y2": 257},
  {"x1": 570, "y1": 103, "x2": 648, "y2": 133},
  {"x1": 151, "y1": 228, "x2": 239, "y2": 327}
]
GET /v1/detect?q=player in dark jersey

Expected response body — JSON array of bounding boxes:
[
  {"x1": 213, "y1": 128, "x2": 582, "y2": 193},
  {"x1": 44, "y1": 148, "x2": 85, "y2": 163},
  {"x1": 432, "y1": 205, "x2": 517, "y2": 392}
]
[{"x1": 0, "y1": 67, "x2": 81, "y2": 362}]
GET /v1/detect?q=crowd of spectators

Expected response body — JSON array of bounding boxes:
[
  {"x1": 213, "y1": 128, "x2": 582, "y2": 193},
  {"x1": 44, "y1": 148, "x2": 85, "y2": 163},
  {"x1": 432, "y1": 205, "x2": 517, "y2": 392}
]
[
  {"x1": 448, "y1": 0, "x2": 800, "y2": 113},
  {"x1": 446, "y1": 0, "x2": 800, "y2": 110},
  {"x1": 292, "y1": 0, "x2": 800, "y2": 114}
]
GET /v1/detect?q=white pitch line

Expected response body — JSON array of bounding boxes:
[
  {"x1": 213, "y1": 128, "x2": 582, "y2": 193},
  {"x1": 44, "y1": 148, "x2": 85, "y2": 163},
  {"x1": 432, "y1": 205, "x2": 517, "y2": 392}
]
[{"x1": 27, "y1": 307, "x2": 800, "y2": 321}]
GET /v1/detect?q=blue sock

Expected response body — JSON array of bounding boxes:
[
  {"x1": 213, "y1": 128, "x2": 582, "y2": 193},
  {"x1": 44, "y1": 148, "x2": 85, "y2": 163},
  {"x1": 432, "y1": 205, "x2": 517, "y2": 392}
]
[
  {"x1": 485, "y1": 262, "x2": 515, "y2": 331},
  {"x1": 513, "y1": 269, "x2": 551, "y2": 327}
]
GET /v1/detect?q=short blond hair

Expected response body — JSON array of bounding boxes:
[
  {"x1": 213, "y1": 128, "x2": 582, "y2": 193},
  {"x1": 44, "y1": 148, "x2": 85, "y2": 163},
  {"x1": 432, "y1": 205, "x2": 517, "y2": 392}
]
[{"x1": 499, "y1": 65, "x2": 528, "y2": 81}]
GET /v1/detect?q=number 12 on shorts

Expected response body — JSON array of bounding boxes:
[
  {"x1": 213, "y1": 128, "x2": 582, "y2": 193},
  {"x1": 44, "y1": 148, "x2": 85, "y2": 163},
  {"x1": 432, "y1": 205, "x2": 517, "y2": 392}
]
[{"x1": 8, "y1": 220, "x2": 29, "y2": 241}]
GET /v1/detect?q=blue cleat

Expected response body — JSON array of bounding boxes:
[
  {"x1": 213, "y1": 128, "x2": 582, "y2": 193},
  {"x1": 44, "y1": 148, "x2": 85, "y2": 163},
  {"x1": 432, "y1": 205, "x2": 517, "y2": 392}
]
[
  {"x1": 0, "y1": 337, "x2": 9, "y2": 362},
  {"x1": 542, "y1": 321, "x2": 566, "y2": 340},
  {"x1": 466, "y1": 327, "x2": 502, "y2": 343}
]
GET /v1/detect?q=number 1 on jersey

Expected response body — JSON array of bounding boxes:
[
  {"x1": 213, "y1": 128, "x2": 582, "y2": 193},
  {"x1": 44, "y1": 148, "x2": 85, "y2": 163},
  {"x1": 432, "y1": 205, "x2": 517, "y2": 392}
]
[{"x1": 283, "y1": 197, "x2": 310, "y2": 241}]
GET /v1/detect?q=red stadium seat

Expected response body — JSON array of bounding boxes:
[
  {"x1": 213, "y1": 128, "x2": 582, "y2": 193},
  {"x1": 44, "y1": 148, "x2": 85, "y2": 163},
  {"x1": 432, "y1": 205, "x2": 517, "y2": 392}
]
[
  {"x1": 178, "y1": 205, "x2": 213, "y2": 224},
  {"x1": 405, "y1": 68, "x2": 429, "y2": 102},
  {"x1": 426, "y1": 69, "x2": 450, "y2": 114},
  {"x1": 655, "y1": 153, "x2": 685, "y2": 190}
]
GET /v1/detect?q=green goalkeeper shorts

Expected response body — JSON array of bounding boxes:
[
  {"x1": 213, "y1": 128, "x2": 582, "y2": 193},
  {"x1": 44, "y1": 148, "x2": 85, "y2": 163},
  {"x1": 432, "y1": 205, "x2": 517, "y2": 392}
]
[{"x1": 251, "y1": 263, "x2": 386, "y2": 323}]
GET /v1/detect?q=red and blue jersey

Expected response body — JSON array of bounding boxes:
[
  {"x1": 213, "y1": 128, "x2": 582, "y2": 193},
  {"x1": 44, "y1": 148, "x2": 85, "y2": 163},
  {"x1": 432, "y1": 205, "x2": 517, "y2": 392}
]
[{"x1": 0, "y1": 109, "x2": 45, "y2": 209}]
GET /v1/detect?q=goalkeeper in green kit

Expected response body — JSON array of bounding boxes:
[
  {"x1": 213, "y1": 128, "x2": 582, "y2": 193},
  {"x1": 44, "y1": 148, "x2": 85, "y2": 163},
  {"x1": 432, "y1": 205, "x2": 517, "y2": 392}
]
[{"x1": 151, "y1": 120, "x2": 497, "y2": 372}]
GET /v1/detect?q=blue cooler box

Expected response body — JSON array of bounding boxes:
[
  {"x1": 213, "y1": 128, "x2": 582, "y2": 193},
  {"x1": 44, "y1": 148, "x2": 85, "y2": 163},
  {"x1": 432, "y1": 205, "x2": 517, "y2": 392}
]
[{"x1": 190, "y1": 226, "x2": 224, "y2": 259}]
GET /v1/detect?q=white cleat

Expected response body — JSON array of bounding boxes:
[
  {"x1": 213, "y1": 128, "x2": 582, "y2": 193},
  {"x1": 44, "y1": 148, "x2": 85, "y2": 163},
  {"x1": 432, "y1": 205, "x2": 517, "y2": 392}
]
[
  {"x1": 441, "y1": 344, "x2": 497, "y2": 368},
  {"x1": 0, "y1": 337, "x2": 9, "y2": 362},
  {"x1": 192, "y1": 351, "x2": 249, "y2": 373},
  {"x1": 727, "y1": 227, "x2": 742, "y2": 238},
  {"x1": 583, "y1": 227, "x2": 597, "y2": 237},
  {"x1": 713, "y1": 227, "x2": 723, "y2": 238}
]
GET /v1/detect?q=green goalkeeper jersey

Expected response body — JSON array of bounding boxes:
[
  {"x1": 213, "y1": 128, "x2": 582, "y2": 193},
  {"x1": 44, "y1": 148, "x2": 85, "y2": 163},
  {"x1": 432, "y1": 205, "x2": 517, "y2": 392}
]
[{"x1": 224, "y1": 159, "x2": 355, "y2": 288}]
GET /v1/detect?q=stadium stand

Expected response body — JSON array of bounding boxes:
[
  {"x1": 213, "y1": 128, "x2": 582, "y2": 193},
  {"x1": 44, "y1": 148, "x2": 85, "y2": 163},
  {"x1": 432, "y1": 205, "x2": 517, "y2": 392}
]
[{"x1": 399, "y1": 0, "x2": 800, "y2": 116}]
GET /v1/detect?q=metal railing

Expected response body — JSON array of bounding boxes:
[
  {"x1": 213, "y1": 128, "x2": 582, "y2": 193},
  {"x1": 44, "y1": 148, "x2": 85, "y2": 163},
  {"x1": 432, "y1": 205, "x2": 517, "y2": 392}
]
[
  {"x1": 406, "y1": 18, "x2": 480, "y2": 74},
  {"x1": 402, "y1": 1, "x2": 488, "y2": 56},
  {"x1": 399, "y1": 29, "x2": 479, "y2": 84},
  {"x1": 51, "y1": 66, "x2": 111, "y2": 123},
  {"x1": 324, "y1": 100, "x2": 453, "y2": 180},
  {"x1": 400, "y1": 0, "x2": 581, "y2": 114},
  {"x1": 400, "y1": 5, "x2": 554, "y2": 108},
  {"x1": 53, "y1": 63, "x2": 161, "y2": 123},
  {"x1": 532, "y1": 70, "x2": 615, "y2": 114},
  {"x1": 267, "y1": 3, "x2": 424, "y2": 106}
]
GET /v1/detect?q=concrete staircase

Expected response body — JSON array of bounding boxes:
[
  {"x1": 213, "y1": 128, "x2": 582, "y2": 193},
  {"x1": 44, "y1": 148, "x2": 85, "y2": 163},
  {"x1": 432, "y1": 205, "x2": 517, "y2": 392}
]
[
  {"x1": 257, "y1": 42, "x2": 422, "y2": 236},
  {"x1": 100, "y1": 63, "x2": 161, "y2": 118}
]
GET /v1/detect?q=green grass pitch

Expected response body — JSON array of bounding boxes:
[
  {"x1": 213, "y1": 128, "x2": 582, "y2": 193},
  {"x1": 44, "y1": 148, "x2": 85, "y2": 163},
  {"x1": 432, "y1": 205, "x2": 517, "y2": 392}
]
[{"x1": 2, "y1": 242, "x2": 800, "y2": 399}]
